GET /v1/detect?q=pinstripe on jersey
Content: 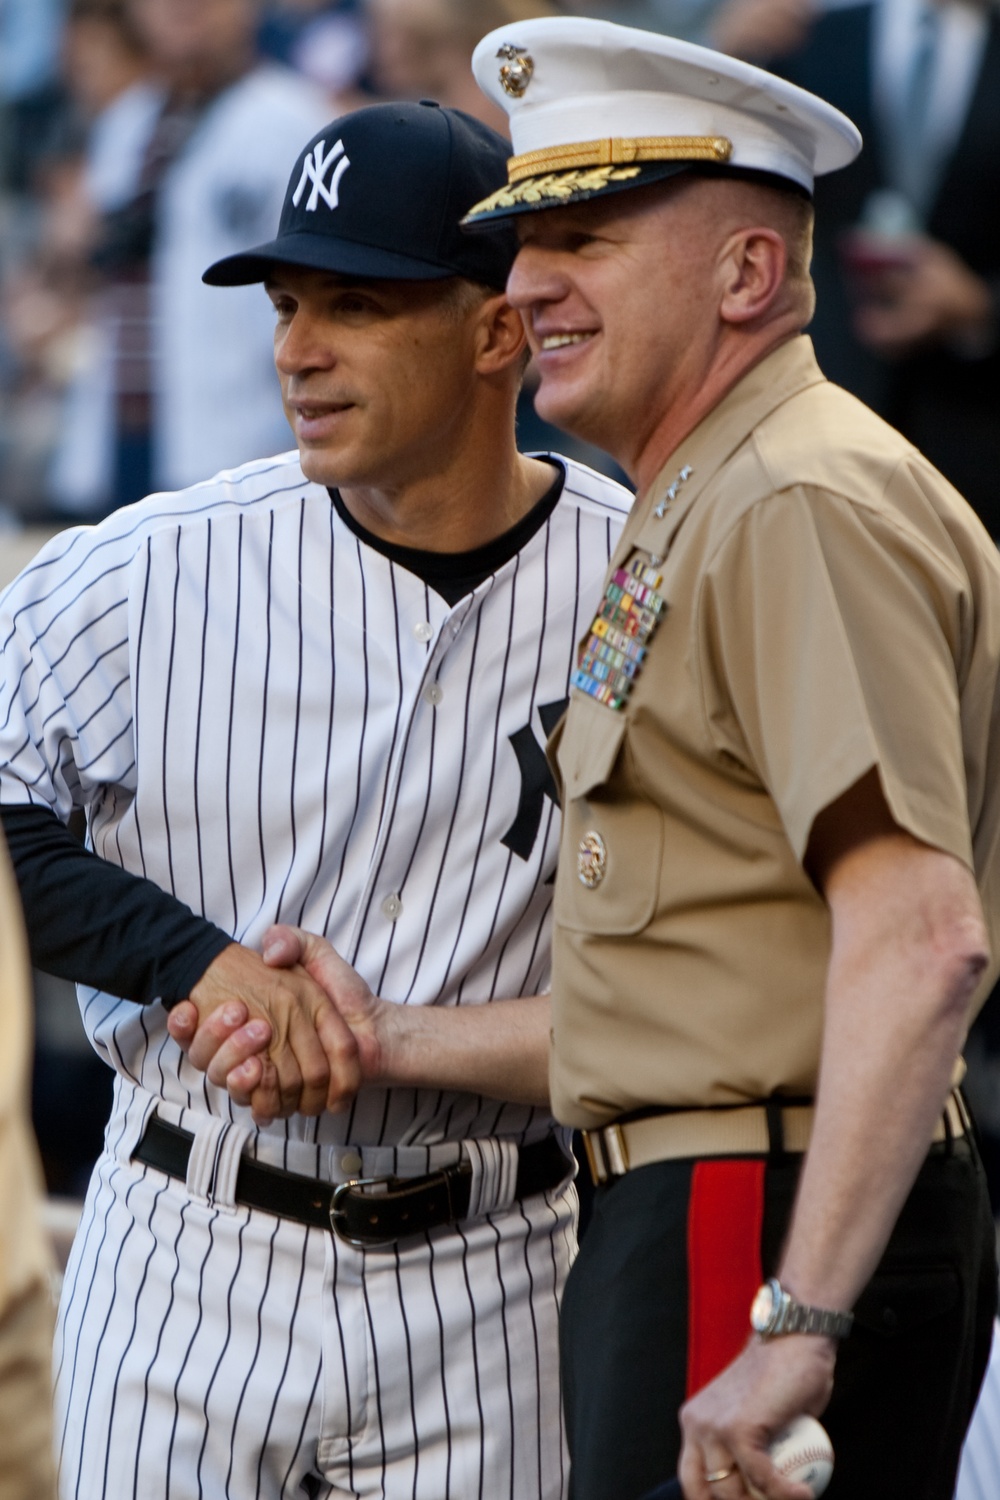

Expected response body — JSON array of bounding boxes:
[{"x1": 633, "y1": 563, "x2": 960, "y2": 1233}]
[
  {"x1": 0, "y1": 449, "x2": 630, "y2": 1499},
  {"x1": 52, "y1": 1080, "x2": 578, "y2": 1499}
]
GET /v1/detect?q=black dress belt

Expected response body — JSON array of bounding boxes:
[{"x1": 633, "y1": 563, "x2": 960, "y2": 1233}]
[{"x1": 133, "y1": 1115, "x2": 572, "y2": 1249}]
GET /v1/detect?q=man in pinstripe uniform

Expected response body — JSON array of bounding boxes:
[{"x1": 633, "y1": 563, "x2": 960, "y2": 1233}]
[{"x1": 0, "y1": 102, "x2": 630, "y2": 1499}]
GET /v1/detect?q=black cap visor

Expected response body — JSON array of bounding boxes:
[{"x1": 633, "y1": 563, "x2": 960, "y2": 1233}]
[
  {"x1": 204, "y1": 230, "x2": 490, "y2": 287},
  {"x1": 462, "y1": 158, "x2": 810, "y2": 229}
]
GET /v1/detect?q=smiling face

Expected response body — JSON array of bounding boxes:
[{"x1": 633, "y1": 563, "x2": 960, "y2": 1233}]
[
  {"x1": 506, "y1": 178, "x2": 727, "y2": 479},
  {"x1": 267, "y1": 265, "x2": 493, "y2": 492}
]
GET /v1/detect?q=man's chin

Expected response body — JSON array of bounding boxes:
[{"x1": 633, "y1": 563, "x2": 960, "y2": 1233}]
[
  {"x1": 297, "y1": 447, "x2": 350, "y2": 490},
  {"x1": 533, "y1": 384, "x2": 603, "y2": 452}
]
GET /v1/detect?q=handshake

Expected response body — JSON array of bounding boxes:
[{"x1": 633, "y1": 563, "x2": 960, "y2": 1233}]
[
  {"x1": 167, "y1": 928, "x2": 389, "y2": 1126},
  {"x1": 168, "y1": 929, "x2": 551, "y2": 1123}
]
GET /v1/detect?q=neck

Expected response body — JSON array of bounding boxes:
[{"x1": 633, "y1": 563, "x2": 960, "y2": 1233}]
[
  {"x1": 337, "y1": 426, "x2": 555, "y2": 555},
  {"x1": 632, "y1": 319, "x2": 802, "y2": 497}
]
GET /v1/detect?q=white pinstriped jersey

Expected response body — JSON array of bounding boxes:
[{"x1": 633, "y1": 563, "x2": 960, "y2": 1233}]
[
  {"x1": 10, "y1": 450, "x2": 630, "y2": 1500},
  {"x1": 0, "y1": 451, "x2": 630, "y2": 1152}
]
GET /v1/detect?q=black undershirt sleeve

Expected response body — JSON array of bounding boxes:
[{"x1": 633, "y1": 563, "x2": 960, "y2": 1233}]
[{"x1": 1, "y1": 804, "x2": 233, "y2": 1006}]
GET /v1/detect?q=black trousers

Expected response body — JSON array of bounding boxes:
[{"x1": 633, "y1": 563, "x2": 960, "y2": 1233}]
[{"x1": 561, "y1": 1134, "x2": 997, "y2": 1500}]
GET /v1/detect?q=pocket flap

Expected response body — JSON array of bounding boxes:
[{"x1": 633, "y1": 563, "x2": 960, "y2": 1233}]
[
  {"x1": 556, "y1": 696, "x2": 628, "y2": 803},
  {"x1": 852, "y1": 1266, "x2": 960, "y2": 1338}
]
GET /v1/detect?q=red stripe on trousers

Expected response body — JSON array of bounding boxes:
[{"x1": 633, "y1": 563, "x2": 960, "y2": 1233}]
[{"x1": 685, "y1": 1158, "x2": 766, "y2": 1398}]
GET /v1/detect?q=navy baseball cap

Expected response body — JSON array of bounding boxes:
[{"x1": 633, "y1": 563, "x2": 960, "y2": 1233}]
[{"x1": 203, "y1": 100, "x2": 517, "y2": 290}]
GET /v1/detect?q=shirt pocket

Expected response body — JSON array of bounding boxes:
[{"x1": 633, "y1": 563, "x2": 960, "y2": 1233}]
[{"x1": 554, "y1": 695, "x2": 663, "y2": 936}]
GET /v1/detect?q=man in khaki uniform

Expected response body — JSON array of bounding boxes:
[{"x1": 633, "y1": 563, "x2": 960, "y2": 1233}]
[
  {"x1": 462, "y1": 15, "x2": 1000, "y2": 1500},
  {"x1": 0, "y1": 830, "x2": 56, "y2": 1500}
]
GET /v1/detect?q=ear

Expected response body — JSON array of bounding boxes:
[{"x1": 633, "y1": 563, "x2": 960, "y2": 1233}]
[
  {"x1": 718, "y1": 227, "x2": 788, "y2": 325},
  {"x1": 474, "y1": 293, "x2": 529, "y2": 375}
]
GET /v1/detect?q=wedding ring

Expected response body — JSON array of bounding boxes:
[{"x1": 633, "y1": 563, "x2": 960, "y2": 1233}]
[{"x1": 705, "y1": 1466, "x2": 736, "y2": 1484}]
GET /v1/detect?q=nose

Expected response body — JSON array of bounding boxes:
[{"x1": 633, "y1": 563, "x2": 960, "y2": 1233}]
[
  {"x1": 273, "y1": 307, "x2": 334, "y2": 378},
  {"x1": 506, "y1": 241, "x2": 569, "y2": 315}
]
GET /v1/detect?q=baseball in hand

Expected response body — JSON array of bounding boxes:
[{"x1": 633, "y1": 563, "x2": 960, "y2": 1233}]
[{"x1": 748, "y1": 1415, "x2": 834, "y2": 1498}]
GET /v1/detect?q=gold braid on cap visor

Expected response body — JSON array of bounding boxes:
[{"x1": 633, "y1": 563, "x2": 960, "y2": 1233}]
[{"x1": 464, "y1": 134, "x2": 733, "y2": 217}]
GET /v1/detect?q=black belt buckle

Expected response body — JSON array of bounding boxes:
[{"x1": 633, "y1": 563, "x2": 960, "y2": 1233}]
[
  {"x1": 329, "y1": 1175, "x2": 401, "y2": 1249},
  {"x1": 329, "y1": 1165, "x2": 464, "y2": 1249}
]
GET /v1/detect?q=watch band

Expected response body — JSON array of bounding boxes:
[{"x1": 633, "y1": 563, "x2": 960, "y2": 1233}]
[
  {"x1": 751, "y1": 1277, "x2": 854, "y2": 1340},
  {"x1": 776, "y1": 1298, "x2": 854, "y2": 1338}
]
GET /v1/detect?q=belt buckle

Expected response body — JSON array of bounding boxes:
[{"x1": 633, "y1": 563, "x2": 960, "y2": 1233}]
[
  {"x1": 581, "y1": 1123, "x2": 630, "y2": 1185},
  {"x1": 329, "y1": 1175, "x2": 399, "y2": 1249}
]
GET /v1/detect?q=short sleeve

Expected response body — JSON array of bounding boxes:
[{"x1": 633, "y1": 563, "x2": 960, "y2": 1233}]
[
  {"x1": 0, "y1": 529, "x2": 138, "y2": 820},
  {"x1": 696, "y1": 484, "x2": 972, "y2": 867}
]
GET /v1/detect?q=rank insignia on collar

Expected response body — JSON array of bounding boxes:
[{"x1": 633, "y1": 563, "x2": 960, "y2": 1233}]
[
  {"x1": 497, "y1": 43, "x2": 534, "y2": 97},
  {"x1": 654, "y1": 463, "x2": 694, "y2": 519},
  {"x1": 572, "y1": 551, "x2": 667, "y2": 711}
]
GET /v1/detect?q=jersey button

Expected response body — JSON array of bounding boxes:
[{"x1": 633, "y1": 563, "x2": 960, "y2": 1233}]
[
  {"x1": 381, "y1": 892, "x2": 402, "y2": 921},
  {"x1": 423, "y1": 681, "x2": 443, "y2": 706},
  {"x1": 414, "y1": 620, "x2": 433, "y2": 642},
  {"x1": 340, "y1": 1151, "x2": 364, "y2": 1176}
]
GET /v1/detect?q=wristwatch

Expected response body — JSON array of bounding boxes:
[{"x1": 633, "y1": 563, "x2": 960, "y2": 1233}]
[{"x1": 750, "y1": 1278, "x2": 854, "y2": 1339}]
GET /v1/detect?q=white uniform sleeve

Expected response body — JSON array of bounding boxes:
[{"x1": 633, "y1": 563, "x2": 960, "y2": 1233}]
[{"x1": 0, "y1": 526, "x2": 140, "y2": 819}]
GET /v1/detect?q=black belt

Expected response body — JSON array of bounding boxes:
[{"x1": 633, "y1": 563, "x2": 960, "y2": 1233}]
[{"x1": 133, "y1": 1115, "x2": 572, "y2": 1249}]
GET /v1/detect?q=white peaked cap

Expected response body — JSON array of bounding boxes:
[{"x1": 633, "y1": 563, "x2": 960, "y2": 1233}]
[{"x1": 463, "y1": 16, "x2": 861, "y2": 223}]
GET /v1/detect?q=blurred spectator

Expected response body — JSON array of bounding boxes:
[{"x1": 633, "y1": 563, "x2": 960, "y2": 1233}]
[
  {"x1": 367, "y1": 0, "x2": 556, "y2": 132},
  {"x1": 550, "y1": 0, "x2": 719, "y2": 42},
  {"x1": 708, "y1": 0, "x2": 812, "y2": 59},
  {"x1": 0, "y1": 826, "x2": 56, "y2": 1500},
  {"x1": 63, "y1": 0, "x2": 158, "y2": 224},
  {"x1": 0, "y1": 153, "x2": 90, "y2": 521},
  {"x1": 775, "y1": 0, "x2": 1000, "y2": 535},
  {"x1": 0, "y1": 0, "x2": 69, "y2": 193},
  {"x1": 49, "y1": 0, "x2": 331, "y2": 518},
  {"x1": 555, "y1": 0, "x2": 812, "y2": 56},
  {"x1": 258, "y1": 0, "x2": 371, "y2": 102},
  {"x1": 0, "y1": 276, "x2": 79, "y2": 522}
]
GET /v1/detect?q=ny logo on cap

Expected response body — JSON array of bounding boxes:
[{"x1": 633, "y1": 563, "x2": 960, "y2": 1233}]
[{"x1": 292, "y1": 138, "x2": 351, "y2": 213}]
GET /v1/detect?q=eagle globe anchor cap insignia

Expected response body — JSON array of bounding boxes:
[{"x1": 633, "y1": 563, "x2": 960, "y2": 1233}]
[{"x1": 497, "y1": 42, "x2": 534, "y2": 98}]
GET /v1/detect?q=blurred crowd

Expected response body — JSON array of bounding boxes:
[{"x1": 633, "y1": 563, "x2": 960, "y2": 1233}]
[
  {"x1": 2, "y1": 0, "x2": 999, "y2": 1203},
  {"x1": 0, "y1": 0, "x2": 822, "y2": 529},
  {"x1": 2, "y1": 0, "x2": 997, "y2": 530}
]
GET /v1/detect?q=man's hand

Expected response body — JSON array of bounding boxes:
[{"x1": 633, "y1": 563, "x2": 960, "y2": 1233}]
[
  {"x1": 678, "y1": 1337, "x2": 835, "y2": 1499},
  {"x1": 170, "y1": 927, "x2": 553, "y2": 1113},
  {"x1": 166, "y1": 941, "x2": 364, "y2": 1125},
  {"x1": 850, "y1": 237, "x2": 994, "y2": 356}
]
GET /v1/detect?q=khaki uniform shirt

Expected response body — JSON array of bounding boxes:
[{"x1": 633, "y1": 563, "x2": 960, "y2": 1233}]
[
  {"x1": 550, "y1": 336, "x2": 1000, "y2": 1129},
  {"x1": 0, "y1": 831, "x2": 50, "y2": 1314}
]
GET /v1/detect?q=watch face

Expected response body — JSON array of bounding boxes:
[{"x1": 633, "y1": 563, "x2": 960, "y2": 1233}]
[{"x1": 750, "y1": 1283, "x2": 775, "y2": 1332}]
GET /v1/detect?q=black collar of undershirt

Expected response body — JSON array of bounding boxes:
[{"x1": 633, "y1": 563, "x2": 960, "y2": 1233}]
[{"x1": 327, "y1": 459, "x2": 565, "y2": 605}]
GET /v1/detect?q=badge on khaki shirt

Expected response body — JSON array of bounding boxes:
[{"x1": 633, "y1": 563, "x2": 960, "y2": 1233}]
[
  {"x1": 572, "y1": 550, "x2": 667, "y2": 710},
  {"x1": 577, "y1": 830, "x2": 607, "y2": 887}
]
